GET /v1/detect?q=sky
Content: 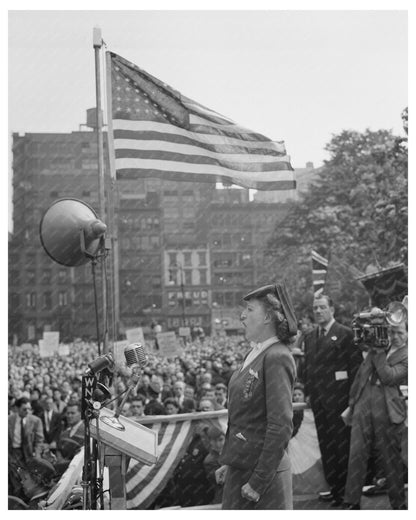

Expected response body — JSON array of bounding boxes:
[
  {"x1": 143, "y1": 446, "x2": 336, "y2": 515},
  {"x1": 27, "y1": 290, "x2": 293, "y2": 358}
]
[{"x1": 6, "y1": 5, "x2": 409, "y2": 233}]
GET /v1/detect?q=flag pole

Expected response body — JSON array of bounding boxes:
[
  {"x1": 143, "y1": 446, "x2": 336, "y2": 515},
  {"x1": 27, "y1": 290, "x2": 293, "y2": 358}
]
[
  {"x1": 105, "y1": 50, "x2": 120, "y2": 338},
  {"x1": 93, "y1": 27, "x2": 108, "y2": 354}
]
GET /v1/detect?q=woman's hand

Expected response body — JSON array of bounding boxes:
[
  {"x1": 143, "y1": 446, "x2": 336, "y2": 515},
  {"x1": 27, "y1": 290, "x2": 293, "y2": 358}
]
[
  {"x1": 341, "y1": 406, "x2": 352, "y2": 426},
  {"x1": 215, "y1": 465, "x2": 229, "y2": 485},
  {"x1": 241, "y1": 482, "x2": 260, "y2": 503}
]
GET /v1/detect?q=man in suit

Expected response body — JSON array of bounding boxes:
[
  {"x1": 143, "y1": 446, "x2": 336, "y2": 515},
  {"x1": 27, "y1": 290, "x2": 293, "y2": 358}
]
[
  {"x1": 9, "y1": 397, "x2": 44, "y2": 464},
  {"x1": 172, "y1": 381, "x2": 186, "y2": 409},
  {"x1": 40, "y1": 397, "x2": 62, "y2": 450},
  {"x1": 303, "y1": 294, "x2": 362, "y2": 506},
  {"x1": 8, "y1": 397, "x2": 44, "y2": 496},
  {"x1": 342, "y1": 319, "x2": 408, "y2": 509},
  {"x1": 58, "y1": 401, "x2": 84, "y2": 449}
]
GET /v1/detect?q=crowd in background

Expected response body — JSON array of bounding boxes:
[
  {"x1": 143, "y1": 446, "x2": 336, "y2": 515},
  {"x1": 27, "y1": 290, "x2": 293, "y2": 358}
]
[
  {"x1": 8, "y1": 330, "x2": 307, "y2": 509},
  {"x1": 9, "y1": 302, "x2": 406, "y2": 510}
]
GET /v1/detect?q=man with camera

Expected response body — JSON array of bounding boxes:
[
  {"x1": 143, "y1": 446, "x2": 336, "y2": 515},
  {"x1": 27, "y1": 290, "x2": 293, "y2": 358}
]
[{"x1": 342, "y1": 311, "x2": 408, "y2": 510}]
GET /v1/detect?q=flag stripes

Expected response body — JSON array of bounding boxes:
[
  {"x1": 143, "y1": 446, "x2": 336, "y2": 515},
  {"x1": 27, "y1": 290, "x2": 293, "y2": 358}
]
[
  {"x1": 107, "y1": 52, "x2": 295, "y2": 191},
  {"x1": 125, "y1": 415, "x2": 227, "y2": 509},
  {"x1": 126, "y1": 420, "x2": 193, "y2": 509},
  {"x1": 312, "y1": 250, "x2": 329, "y2": 296}
]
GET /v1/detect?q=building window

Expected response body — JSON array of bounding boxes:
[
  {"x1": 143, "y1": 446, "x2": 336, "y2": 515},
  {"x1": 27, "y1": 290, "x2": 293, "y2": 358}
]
[
  {"x1": 58, "y1": 270, "x2": 67, "y2": 283},
  {"x1": 43, "y1": 292, "x2": 52, "y2": 309},
  {"x1": 199, "y1": 270, "x2": 207, "y2": 285},
  {"x1": 198, "y1": 252, "x2": 206, "y2": 266},
  {"x1": 42, "y1": 270, "x2": 52, "y2": 284},
  {"x1": 58, "y1": 292, "x2": 68, "y2": 306},
  {"x1": 150, "y1": 235, "x2": 160, "y2": 249},
  {"x1": 183, "y1": 252, "x2": 192, "y2": 266},
  {"x1": 184, "y1": 269, "x2": 192, "y2": 285},
  {"x1": 152, "y1": 276, "x2": 161, "y2": 288},
  {"x1": 26, "y1": 292, "x2": 36, "y2": 308},
  {"x1": 27, "y1": 270, "x2": 36, "y2": 284},
  {"x1": 212, "y1": 293, "x2": 224, "y2": 306},
  {"x1": 168, "y1": 253, "x2": 177, "y2": 267}
]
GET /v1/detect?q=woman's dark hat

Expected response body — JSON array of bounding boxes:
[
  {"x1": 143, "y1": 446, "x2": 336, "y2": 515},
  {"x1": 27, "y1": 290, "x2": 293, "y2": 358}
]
[{"x1": 243, "y1": 282, "x2": 298, "y2": 336}]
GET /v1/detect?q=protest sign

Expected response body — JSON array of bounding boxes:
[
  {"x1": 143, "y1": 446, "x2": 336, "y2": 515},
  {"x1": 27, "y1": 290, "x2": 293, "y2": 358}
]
[
  {"x1": 126, "y1": 327, "x2": 145, "y2": 345},
  {"x1": 156, "y1": 332, "x2": 181, "y2": 358},
  {"x1": 39, "y1": 331, "x2": 60, "y2": 358},
  {"x1": 178, "y1": 327, "x2": 190, "y2": 337}
]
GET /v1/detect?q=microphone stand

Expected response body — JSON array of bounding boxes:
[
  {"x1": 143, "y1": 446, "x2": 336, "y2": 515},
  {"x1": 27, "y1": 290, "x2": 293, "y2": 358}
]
[
  {"x1": 80, "y1": 367, "x2": 113, "y2": 510},
  {"x1": 81, "y1": 398, "x2": 93, "y2": 510},
  {"x1": 100, "y1": 370, "x2": 141, "y2": 431}
]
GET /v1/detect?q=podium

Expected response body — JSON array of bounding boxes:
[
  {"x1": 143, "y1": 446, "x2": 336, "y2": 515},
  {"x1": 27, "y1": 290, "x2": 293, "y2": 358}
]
[{"x1": 90, "y1": 407, "x2": 158, "y2": 509}]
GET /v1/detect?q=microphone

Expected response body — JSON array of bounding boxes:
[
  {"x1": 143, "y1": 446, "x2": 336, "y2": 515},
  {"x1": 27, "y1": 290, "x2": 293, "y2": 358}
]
[
  {"x1": 100, "y1": 344, "x2": 148, "y2": 431},
  {"x1": 124, "y1": 343, "x2": 148, "y2": 369},
  {"x1": 85, "y1": 353, "x2": 114, "y2": 376}
]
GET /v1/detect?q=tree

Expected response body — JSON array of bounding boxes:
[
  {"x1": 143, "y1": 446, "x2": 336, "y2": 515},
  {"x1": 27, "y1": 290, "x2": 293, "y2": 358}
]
[{"x1": 267, "y1": 111, "x2": 408, "y2": 320}]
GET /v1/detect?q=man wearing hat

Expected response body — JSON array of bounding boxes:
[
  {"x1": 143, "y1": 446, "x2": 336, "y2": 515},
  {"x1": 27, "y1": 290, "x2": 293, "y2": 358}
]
[
  {"x1": 217, "y1": 282, "x2": 297, "y2": 509},
  {"x1": 16, "y1": 457, "x2": 56, "y2": 509},
  {"x1": 144, "y1": 381, "x2": 166, "y2": 415}
]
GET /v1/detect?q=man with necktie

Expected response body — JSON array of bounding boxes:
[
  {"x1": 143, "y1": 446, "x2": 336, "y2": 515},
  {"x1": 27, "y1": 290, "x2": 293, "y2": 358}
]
[
  {"x1": 303, "y1": 295, "x2": 362, "y2": 506},
  {"x1": 41, "y1": 397, "x2": 62, "y2": 450}
]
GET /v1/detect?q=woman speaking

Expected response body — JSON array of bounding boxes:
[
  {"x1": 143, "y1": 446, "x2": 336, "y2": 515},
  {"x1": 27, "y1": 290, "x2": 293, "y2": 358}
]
[{"x1": 216, "y1": 282, "x2": 297, "y2": 509}]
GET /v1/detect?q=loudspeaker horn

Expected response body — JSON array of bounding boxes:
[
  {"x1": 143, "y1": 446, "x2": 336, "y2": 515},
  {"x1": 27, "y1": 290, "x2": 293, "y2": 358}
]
[{"x1": 39, "y1": 198, "x2": 107, "y2": 267}]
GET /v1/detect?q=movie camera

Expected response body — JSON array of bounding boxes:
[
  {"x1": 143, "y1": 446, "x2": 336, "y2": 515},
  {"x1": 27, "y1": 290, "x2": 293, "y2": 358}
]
[{"x1": 352, "y1": 301, "x2": 407, "y2": 349}]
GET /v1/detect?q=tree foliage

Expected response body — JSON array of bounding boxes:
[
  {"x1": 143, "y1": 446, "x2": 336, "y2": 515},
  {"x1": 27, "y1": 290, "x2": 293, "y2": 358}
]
[{"x1": 267, "y1": 111, "x2": 408, "y2": 320}]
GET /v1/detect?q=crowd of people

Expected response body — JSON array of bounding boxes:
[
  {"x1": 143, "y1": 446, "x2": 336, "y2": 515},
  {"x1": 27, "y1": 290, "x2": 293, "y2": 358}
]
[
  {"x1": 8, "y1": 334, "x2": 252, "y2": 508},
  {"x1": 8, "y1": 291, "x2": 408, "y2": 510}
]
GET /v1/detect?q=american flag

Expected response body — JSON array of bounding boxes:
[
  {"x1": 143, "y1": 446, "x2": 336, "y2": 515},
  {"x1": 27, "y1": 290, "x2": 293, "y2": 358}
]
[
  {"x1": 126, "y1": 415, "x2": 227, "y2": 509},
  {"x1": 311, "y1": 250, "x2": 329, "y2": 297},
  {"x1": 107, "y1": 52, "x2": 295, "y2": 191}
]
